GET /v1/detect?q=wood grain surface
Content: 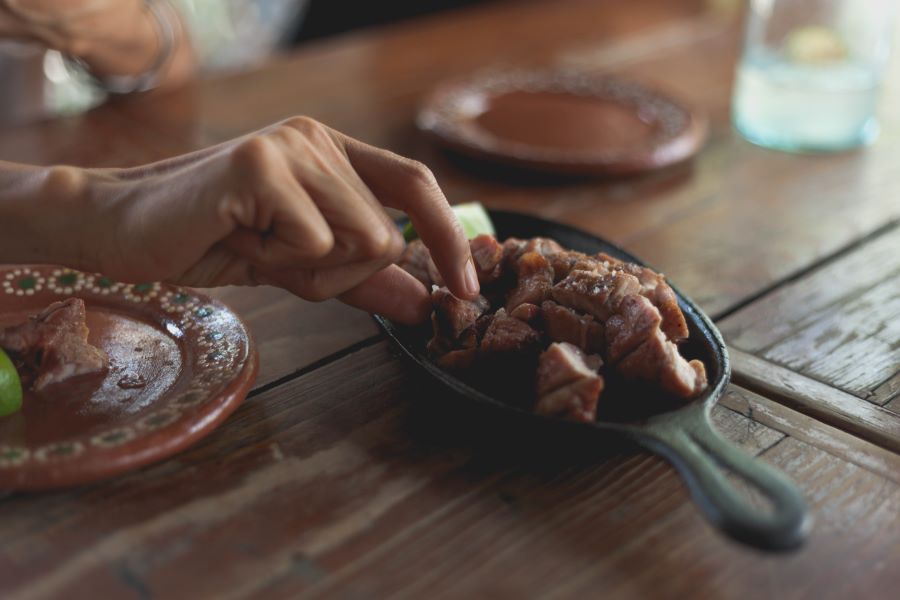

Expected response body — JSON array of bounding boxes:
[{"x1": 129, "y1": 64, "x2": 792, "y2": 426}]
[
  {"x1": 1, "y1": 343, "x2": 897, "y2": 600},
  {"x1": 1, "y1": 0, "x2": 898, "y2": 597},
  {"x1": 722, "y1": 224, "x2": 900, "y2": 448}
]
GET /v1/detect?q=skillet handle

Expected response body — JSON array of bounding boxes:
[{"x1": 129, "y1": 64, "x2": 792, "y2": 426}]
[{"x1": 642, "y1": 406, "x2": 811, "y2": 551}]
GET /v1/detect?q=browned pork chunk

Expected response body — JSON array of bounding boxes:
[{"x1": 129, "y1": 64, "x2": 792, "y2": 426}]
[
  {"x1": 480, "y1": 309, "x2": 541, "y2": 354},
  {"x1": 396, "y1": 239, "x2": 435, "y2": 287},
  {"x1": 616, "y1": 329, "x2": 707, "y2": 398},
  {"x1": 604, "y1": 295, "x2": 662, "y2": 363},
  {"x1": 414, "y1": 233, "x2": 707, "y2": 414},
  {"x1": 470, "y1": 234, "x2": 505, "y2": 284},
  {"x1": 535, "y1": 342, "x2": 604, "y2": 422},
  {"x1": 541, "y1": 301, "x2": 604, "y2": 354},
  {"x1": 595, "y1": 252, "x2": 688, "y2": 342},
  {"x1": 509, "y1": 302, "x2": 541, "y2": 323},
  {"x1": 605, "y1": 294, "x2": 707, "y2": 398},
  {"x1": 551, "y1": 269, "x2": 642, "y2": 321},
  {"x1": 506, "y1": 251, "x2": 555, "y2": 311},
  {"x1": 502, "y1": 237, "x2": 527, "y2": 267},
  {"x1": 0, "y1": 298, "x2": 109, "y2": 391},
  {"x1": 431, "y1": 287, "x2": 490, "y2": 340}
]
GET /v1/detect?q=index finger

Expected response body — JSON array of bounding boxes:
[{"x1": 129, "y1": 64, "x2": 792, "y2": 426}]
[{"x1": 333, "y1": 133, "x2": 479, "y2": 300}]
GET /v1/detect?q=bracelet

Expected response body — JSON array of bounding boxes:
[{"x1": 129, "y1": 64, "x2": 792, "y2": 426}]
[{"x1": 64, "y1": 0, "x2": 178, "y2": 94}]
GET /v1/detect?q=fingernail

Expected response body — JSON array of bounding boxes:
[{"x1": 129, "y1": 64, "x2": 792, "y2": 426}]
[{"x1": 464, "y1": 258, "x2": 480, "y2": 296}]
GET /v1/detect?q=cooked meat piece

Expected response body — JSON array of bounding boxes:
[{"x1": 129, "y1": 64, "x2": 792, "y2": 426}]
[
  {"x1": 423, "y1": 235, "x2": 707, "y2": 417},
  {"x1": 604, "y1": 295, "x2": 663, "y2": 363},
  {"x1": 551, "y1": 269, "x2": 641, "y2": 321},
  {"x1": 0, "y1": 298, "x2": 108, "y2": 391},
  {"x1": 648, "y1": 282, "x2": 688, "y2": 342},
  {"x1": 502, "y1": 237, "x2": 528, "y2": 267},
  {"x1": 470, "y1": 234, "x2": 504, "y2": 284},
  {"x1": 506, "y1": 251, "x2": 555, "y2": 311},
  {"x1": 524, "y1": 237, "x2": 564, "y2": 257},
  {"x1": 541, "y1": 301, "x2": 604, "y2": 353},
  {"x1": 509, "y1": 302, "x2": 541, "y2": 323},
  {"x1": 437, "y1": 348, "x2": 478, "y2": 370},
  {"x1": 431, "y1": 287, "x2": 490, "y2": 340},
  {"x1": 536, "y1": 342, "x2": 601, "y2": 395},
  {"x1": 546, "y1": 249, "x2": 594, "y2": 282},
  {"x1": 536, "y1": 378, "x2": 604, "y2": 423},
  {"x1": 480, "y1": 309, "x2": 541, "y2": 354},
  {"x1": 535, "y1": 342, "x2": 604, "y2": 422},
  {"x1": 616, "y1": 328, "x2": 707, "y2": 398},
  {"x1": 397, "y1": 240, "x2": 435, "y2": 287},
  {"x1": 596, "y1": 252, "x2": 688, "y2": 342},
  {"x1": 594, "y1": 251, "x2": 624, "y2": 269}
]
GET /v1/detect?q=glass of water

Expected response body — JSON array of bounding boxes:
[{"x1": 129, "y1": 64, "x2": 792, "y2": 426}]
[{"x1": 732, "y1": 0, "x2": 897, "y2": 152}]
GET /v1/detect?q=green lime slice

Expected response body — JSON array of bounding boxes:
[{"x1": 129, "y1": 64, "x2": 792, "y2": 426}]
[
  {"x1": 0, "y1": 348, "x2": 23, "y2": 417},
  {"x1": 403, "y1": 202, "x2": 496, "y2": 242}
]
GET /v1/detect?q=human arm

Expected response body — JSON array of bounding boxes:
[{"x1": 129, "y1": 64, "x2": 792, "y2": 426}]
[
  {"x1": 0, "y1": 0, "x2": 195, "y2": 90},
  {"x1": 0, "y1": 117, "x2": 480, "y2": 323}
]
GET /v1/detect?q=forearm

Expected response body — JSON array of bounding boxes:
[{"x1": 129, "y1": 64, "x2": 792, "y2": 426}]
[
  {"x1": 0, "y1": 162, "x2": 105, "y2": 270},
  {"x1": 74, "y1": 1, "x2": 196, "y2": 90}
]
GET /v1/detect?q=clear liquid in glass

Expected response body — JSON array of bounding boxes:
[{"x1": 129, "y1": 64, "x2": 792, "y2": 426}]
[{"x1": 733, "y1": 51, "x2": 881, "y2": 152}]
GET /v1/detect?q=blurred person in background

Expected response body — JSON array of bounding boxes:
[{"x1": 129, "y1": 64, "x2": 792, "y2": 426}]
[{"x1": 0, "y1": 0, "x2": 483, "y2": 125}]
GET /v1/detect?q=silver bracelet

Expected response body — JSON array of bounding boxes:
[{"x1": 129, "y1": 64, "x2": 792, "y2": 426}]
[{"x1": 65, "y1": 0, "x2": 178, "y2": 94}]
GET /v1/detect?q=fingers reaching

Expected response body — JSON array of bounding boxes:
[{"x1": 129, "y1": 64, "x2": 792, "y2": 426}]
[
  {"x1": 334, "y1": 132, "x2": 478, "y2": 300},
  {"x1": 338, "y1": 265, "x2": 432, "y2": 325}
]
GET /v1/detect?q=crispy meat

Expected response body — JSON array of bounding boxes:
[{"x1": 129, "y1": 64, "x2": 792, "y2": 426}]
[
  {"x1": 506, "y1": 251, "x2": 555, "y2": 311},
  {"x1": 546, "y1": 250, "x2": 593, "y2": 282},
  {"x1": 524, "y1": 237, "x2": 564, "y2": 257},
  {"x1": 535, "y1": 378, "x2": 604, "y2": 423},
  {"x1": 535, "y1": 342, "x2": 604, "y2": 422},
  {"x1": 431, "y1": 287, "x2": 490, "y2": 340},
  {"x1": 420, "y1": 234, "x2": 706, "y2": 415},
  {"x1": 396, "y1": 240, "x2": 435, "y2": 287},
  {"x1": 0, "y1": 298, "x2": 108, "y2": 391},
  {"x1": 551, "y1": 269, "x2": 642, "y2": 321},
  {"x1": 604, "y1": 295, "x2": 662, "y2": 363},
  {"x1": 646, "y1": 280, "x2": 688, "y2": 342},
  {"x1": 501, "y1": 237, "x2": 528, "y2": 267},
  {"x1": 480, "y1": 309, "x2": 541, "y2": 354},
  {"x1": 616, "y1": 328, "x2": 707, "y2": 398},
  {"x1": 541, "y1": 301, "x2": 604, "y2": 354},
  {"x1": 509, "y1": 302, "x2": 541, "y2": 323},
  {"x1": 470, "y1": 234, "x2": 504, "y2": 284},
  {"x1": 596, "y1": 252, "x2": 688, "y2": 342},
  {"x1": 606, "y1": 294, "x2": 707, "y2": 398}
]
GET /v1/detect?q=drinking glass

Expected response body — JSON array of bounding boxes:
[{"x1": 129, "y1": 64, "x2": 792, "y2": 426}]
[{"x1": 732, "y1": 0, "x2": 897, "y2": 152}]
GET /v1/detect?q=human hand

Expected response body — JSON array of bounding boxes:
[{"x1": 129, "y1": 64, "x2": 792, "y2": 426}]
[
  {"x1": 74, "y1": 117, "x2": 478, "y2": 324},
  {"x1": 0, "y1": 0, "x2": 193, "y2": 87},
  {"x1": 0, "y1": 0, "x2": 146, "y2": 54}
]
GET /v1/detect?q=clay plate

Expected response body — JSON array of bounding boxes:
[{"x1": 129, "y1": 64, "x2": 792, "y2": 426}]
[
  {"x1": 417, "y1": 69, "x2": 707, "y2": 176},
  {"x1": 0, "y1": 266, "x2": 258, "y2": 490}
]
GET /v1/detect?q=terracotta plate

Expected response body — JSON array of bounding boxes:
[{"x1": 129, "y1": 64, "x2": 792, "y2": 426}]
[
  {"x1": 0, "y1": 267, "x2": 258, "y2": 490},
  {"x1": 417, "y1": 69, "x2": 708, "y2": 176}
]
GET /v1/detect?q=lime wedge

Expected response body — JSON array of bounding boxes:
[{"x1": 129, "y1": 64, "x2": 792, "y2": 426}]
[
  {"x1": 0, "y1": 348, "x2": 23, "y2": 417},
  {"x1": 403, "y1": 201, "x2": 496, "y2": 241},
  {"x1": 785, "y1": 25, "x2": 847, "y2": 64}
]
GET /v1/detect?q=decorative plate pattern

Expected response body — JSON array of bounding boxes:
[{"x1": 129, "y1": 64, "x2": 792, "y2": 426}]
[
  {"x1": 417, "y1": 68, "x2": 708, "y2": 176},
  {"x1": 0, "y1": 266, "x2": 258, "y2": 490}
]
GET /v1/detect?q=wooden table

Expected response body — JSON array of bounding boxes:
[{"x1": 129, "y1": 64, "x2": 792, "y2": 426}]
[{"x1": 2, "y1": 0, "x2": 899, "y2": 597}]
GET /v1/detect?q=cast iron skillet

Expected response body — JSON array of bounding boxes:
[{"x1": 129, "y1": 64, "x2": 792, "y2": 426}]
[{"x1": 375, "y1": 210, "x2": 811, "y2": 551}]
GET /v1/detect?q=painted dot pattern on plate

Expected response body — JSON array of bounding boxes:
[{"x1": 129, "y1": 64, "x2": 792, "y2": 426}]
[
  {"x1": 0, "y1": 267, "x2": 251, "y2": 470},
  {"x1": 3, "y1": 268, "x2": 46, "y2": 296}
]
